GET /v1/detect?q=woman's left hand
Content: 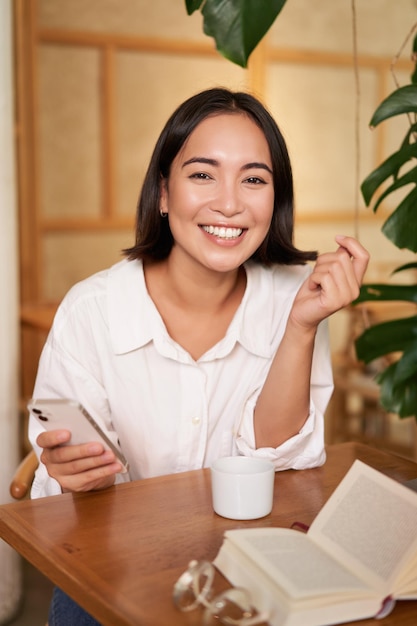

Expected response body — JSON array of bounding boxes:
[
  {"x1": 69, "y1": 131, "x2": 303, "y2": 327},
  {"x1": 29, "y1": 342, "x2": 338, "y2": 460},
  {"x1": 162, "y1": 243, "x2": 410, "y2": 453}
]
[{"x1": 290, "y1": 235, "x2": 369, "y2": 331}]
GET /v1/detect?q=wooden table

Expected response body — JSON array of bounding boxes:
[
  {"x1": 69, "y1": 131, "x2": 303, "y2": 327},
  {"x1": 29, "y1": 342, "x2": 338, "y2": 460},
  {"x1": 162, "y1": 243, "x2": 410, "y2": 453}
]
[{"x1": 1, "y1": 442, "x2": 416, "y2": 626}]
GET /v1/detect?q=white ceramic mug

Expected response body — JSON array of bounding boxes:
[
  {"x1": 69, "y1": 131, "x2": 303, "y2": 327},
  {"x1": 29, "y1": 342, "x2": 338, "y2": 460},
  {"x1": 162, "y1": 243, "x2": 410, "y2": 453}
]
[{"x1": 210, "y1": 456, "x2": 275, "y2": 520}]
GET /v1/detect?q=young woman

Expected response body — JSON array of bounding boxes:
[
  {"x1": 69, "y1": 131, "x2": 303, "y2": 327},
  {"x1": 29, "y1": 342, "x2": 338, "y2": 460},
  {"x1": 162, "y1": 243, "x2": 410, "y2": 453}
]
[
  {"x1": 30, "y1": 87, "x2": 369, "y2": 497},
  {"x1": 29, "y1": 86, "x2": 368, "y2": 625}
]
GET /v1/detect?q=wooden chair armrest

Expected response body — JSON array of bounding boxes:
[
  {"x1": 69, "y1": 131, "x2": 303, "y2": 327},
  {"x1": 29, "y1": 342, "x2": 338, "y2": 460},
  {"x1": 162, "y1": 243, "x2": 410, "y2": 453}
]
[{"x1": 10, "y1": 450, "x2": 39, "y2": 500}]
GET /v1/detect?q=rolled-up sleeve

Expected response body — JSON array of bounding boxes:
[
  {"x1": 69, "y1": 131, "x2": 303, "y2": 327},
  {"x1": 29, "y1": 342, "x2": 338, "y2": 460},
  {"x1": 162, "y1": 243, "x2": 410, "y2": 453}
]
[
  {"x1": 234, "y1": 318, "x2": 333, "y2": 471},
  {"x1": 236, "y1": 401, "x2": 326, "y2": 470}
]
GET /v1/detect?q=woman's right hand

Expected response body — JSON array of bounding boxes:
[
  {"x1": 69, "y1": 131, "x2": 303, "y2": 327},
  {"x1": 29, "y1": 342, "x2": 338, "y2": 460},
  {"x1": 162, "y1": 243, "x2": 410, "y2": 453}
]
[{"x1": 36, "y1": 429, "x2": 124, "y2": 493}]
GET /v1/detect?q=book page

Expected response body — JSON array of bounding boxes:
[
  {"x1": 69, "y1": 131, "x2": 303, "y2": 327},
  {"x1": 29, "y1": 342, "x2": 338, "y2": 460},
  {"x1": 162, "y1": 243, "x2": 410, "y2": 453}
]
[
  {"x1": 309, "y1": 460, "x2": 417, "y2": 593},
  {"x1": 224, "y1": 528, "x2": 372, "y2": 600}
]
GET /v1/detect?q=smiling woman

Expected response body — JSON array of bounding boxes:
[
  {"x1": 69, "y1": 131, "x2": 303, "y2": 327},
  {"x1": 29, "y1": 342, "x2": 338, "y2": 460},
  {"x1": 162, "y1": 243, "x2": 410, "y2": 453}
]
[{"x1": 28, "y1": 87, "x2": 369, "y2": 626}]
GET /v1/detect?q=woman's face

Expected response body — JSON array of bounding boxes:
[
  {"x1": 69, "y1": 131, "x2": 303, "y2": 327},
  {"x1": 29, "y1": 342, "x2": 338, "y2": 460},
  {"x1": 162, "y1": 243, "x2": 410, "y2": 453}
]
[{"x1": 160, "y1": 113, "x2": 274, "y2": 274}]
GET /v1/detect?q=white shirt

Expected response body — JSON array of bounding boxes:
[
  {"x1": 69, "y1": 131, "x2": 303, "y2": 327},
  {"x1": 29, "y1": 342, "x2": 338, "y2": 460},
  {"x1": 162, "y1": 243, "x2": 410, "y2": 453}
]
[{"x1": 29, "y1": 259, "x2": 332, "y2": 498}]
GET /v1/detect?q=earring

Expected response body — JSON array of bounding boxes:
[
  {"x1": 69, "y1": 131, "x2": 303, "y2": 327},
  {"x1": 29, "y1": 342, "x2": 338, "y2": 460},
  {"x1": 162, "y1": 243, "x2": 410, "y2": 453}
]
[{"x1": 160, "y1": 210, "x2": 168, "y2": 218}]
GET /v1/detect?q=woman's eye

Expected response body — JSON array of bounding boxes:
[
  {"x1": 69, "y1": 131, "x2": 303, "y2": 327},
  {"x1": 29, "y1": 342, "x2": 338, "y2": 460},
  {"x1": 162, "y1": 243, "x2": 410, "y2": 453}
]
[
  {"x1": 245, "y1": 176, "x2": 266, "y2": 185},
  {"x1": 190, "y1": 172, "x2": 212, "y2": 180}
]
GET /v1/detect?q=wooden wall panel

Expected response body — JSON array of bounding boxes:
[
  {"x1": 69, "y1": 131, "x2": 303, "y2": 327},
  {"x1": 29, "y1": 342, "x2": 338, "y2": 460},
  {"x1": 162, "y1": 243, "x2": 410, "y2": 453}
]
[
  {"x1": 43, "y1": 231, "x2": 132, "y2": 300},
  {"x1": 266, "y1": 63, "x2": 377, "y2": 215},
  {"x1": 38, "y1": 0, "x2": 207, "y2": 41},
  {"x1": 268, "y1": 0, "x2": 416, "y2": 56},
  {"x1": 39, "y1": 44, "x2": 102, "y2": 218}
]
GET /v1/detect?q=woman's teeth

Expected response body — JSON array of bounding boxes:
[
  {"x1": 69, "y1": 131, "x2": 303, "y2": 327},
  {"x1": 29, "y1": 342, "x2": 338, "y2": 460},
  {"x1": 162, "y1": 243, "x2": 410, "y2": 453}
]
[{"x1": 202, "y1": 225, "x2": 243, "y2": 239}]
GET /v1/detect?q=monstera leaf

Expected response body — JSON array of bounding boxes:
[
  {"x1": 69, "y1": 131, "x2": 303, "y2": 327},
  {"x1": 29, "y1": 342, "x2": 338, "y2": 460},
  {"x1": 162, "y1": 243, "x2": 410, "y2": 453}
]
[
  {"x1": 355, "y1": 318, "x2": 417, "y2": 418},
  {"x1": 185, "y1": 0, "x2": 288, "y2": 67},
  {"x1": 355, "y1": 34, "x2": 417, "y2": 420},
  {"x1": 361, "y1": 86, "x2": 417, "y2": 252},
  {"x1": 354, "y1": 274, "x2": 417, "y2": 419}
]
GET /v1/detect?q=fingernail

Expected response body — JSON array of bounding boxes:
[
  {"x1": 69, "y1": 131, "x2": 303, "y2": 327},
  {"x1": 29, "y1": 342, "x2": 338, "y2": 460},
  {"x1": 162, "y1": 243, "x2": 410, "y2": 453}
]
[
  {"x1": 102, "y1": 450, "x2": 115, "y2": 462},
  {"x1": 87, "y1": 443, "x2": 103, "y2": 455}
]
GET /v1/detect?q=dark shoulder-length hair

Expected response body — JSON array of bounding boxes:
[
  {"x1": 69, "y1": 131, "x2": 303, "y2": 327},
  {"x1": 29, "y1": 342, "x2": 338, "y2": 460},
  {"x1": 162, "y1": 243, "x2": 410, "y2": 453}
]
[{"x1": 124, "y1": 87, "x2": 317, "y2": 265}]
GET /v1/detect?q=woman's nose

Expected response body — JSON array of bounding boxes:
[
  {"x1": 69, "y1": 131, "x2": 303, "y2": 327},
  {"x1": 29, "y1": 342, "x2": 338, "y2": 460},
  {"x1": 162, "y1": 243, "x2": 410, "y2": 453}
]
[{"x1": 211, "y1": 182, "x2": 242, "y2": 216}]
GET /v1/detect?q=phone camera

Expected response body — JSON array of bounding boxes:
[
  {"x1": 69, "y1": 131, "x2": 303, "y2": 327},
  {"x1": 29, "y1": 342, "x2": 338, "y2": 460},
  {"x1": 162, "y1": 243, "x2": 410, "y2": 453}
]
[{"x1": 32, "y1": 407, "x2": 48, "y2": 421}]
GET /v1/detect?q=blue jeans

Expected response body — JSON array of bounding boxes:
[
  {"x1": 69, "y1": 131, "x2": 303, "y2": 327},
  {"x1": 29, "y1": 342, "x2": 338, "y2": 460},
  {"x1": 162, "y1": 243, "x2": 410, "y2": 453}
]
[{"x1": 48, "y1": 587, "x2": 101, "y2": 626}]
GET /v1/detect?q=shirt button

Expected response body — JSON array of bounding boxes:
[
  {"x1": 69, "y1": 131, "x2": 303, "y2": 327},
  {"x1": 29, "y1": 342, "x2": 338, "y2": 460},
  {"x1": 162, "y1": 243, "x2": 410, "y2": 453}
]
[{"x1": 191, "y1": 416, "x2": 201, "y2": 425}]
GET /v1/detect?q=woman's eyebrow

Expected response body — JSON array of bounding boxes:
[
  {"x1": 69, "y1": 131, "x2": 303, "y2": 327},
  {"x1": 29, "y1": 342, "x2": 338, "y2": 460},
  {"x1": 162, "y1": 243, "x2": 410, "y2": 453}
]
[
  {"x1": 242, "y1": 162, "x2": 273, "y2": 175},
  {"x1": 182, "y1": 157, "x2": 218, "y2": 168},
  {"x1": 182, "y1": 157, "x2": 272, "y2": 174}
]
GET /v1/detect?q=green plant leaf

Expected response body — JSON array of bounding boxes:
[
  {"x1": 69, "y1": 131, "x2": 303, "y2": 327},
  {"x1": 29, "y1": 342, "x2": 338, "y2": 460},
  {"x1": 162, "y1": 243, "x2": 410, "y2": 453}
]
[
  {"x1": 409, "y1": 32, "x2": 417, "y2": 84},
  {"x1": 377, "y1": 361, "x2": 417, "y2": 418},
  {"x1": 369, "y1": 84, "x2": 417, "y2": 127},
  {"x1": 393, "y1": 342, "x2": 417, "y2": 384},
  {"x1": 185, "y1": 0, "x2": 204, "y2": 13},
  {"x1": 355, "y1": 283, "x2": 417, "y2": 304},
  {"x1": 370, "y1": 165, "x2": 417, "y2": 213},
  {"x1": 382, "y1": 186, "x2": 417, "y2": 252},
  {"x1": 357, "y1": 34, "x2": 417, "y2": 421},
  {"x1": 355, "y1": 315, "x2": 417, "y2": 363},
  {"x1": 361, "y1": 143, "x2": 417, "y2": 206},
  {"x1": 393, "y1": 262, "x2": 417, "y2": 274},
  {"x1": 185, "y1": 0, "x2": 288, "y2": 67},
  {"x1": 400, "y1": 122, "x2": 417, "y2": 148}
]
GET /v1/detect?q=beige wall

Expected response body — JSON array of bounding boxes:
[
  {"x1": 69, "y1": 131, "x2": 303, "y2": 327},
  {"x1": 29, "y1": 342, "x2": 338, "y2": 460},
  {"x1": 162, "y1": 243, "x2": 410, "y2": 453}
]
[{"x1": 0, "y1": 1, "x2": 22, "y2": 620}]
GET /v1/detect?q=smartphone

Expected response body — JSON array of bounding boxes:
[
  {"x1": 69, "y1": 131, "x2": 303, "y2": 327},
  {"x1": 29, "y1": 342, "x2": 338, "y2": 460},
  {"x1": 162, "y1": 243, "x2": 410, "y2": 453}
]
[{"x1": 28, "y1": 398, "x2": 129, "y2": 473}]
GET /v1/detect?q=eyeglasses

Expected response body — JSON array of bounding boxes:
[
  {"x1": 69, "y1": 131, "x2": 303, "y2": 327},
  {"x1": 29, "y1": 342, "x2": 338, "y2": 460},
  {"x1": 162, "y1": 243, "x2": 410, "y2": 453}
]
[{"x1": 172, "y1": 559, "x2": 269, "y2": 625}]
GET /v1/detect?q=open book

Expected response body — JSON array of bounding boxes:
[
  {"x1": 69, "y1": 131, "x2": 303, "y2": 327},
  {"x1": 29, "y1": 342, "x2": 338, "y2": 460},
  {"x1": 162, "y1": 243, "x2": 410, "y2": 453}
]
[{"x1": 213, "y1": 460, "x2": 417, "y2": 626}]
